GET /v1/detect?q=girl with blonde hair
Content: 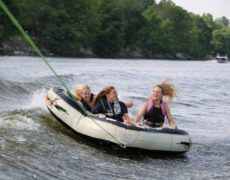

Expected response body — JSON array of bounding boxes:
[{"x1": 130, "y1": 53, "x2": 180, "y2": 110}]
[
  {"x1": 74, "y1": 84, "x2": 95, "y2": 111},
  {"x1": 135, "y1": 80, "x2": 177, "y2": 128}
]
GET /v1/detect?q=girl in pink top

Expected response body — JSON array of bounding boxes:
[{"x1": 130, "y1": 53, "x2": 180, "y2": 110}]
[{"x1": 135, "y1": 80, "x2": 177, "y2": 128}]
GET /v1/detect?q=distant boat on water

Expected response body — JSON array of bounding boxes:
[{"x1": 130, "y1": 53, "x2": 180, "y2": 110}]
[{"x1": 216, "y1": 53, "x2": 228, "y2": 63}]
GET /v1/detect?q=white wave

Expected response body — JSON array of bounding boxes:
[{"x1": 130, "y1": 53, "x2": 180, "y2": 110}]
[
  {"x1": 26, "y1": 88, "x2": 48, "y2": 109},
  {"x1": 16, "y1": 136, "x2": 27, "y2": 142},
  {"x1": 0, "y1": 114, "x2": 40, "y2": 131},
  {"x1": 0, "y1": 139, "x2": 6, "y2": 150}
]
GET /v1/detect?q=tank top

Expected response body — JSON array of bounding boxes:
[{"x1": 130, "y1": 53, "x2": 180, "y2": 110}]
[{"x1": 143, "y1": 99, "x2": 167, "y2": 127}]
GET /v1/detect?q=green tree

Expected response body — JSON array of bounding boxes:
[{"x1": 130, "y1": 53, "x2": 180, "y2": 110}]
[
  {"x1": 202, "y1": 13, "x2": 215, "y2": 29},
  {"x1": 157, "y1": 0, "x2": 195, "y2": 57},
  {"x1": 0, "y1": 14, "x2": 3, "y2": 41},
  {"x1": 0, "y1": 1, "x2": 19, "y2": 40},
  {"x1": 117, "y1": 0, "x2": 148, "y2": 55},
  {"x1": 1, "y1": 0, "x2": 229, "y2": 59},
  {"x1": 140, "y1": 0, "x2": 155, "y2": 8},
  {"x1": 92, "y1": 0, "x2": 125, "y2": 57},
  {"x1": 139, "y1": 5, "x2": 174, "y2": 57},
  {"x1": 211, "y1": 27, "x2": 230, "y2": 55},
  {"x1": 215, "y1": 16, "x2": 229, "y2": 27},
  {"x1": 38, "y1": 0, "x2": 97, "y2": 56},
  {"x1": 189, "y1": 14, "x2": 213, "y2": 58},
  {"x1": 6, "y1": 0, "x2": 97, "y2": 56}
]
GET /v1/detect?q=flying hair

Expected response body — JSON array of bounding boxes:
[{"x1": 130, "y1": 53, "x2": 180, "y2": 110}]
[
  {"x1": 155, "y1": 80, "x2": 177, "y2": 102},
  {"x1": 93, "y1": 86, "x2": 115, "y2": 107}
]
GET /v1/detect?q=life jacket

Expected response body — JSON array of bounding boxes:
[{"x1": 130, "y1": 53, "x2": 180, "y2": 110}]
[
  {"x1": 143, "y1": 98, "x2": 167, "y2": 127},
  {"x1": 146, "y1": 98, "x2": 167, "y2": 117},
  {"x1": 100, "y1": 97, "x2": 124, "y2": 122}
]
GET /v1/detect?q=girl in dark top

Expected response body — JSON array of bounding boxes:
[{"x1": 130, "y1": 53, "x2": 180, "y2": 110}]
[
  {"x1": 91, "y1": 86, "x2": 135, "y2": 124},
  {"x1": 135, "y1": 80, "x2": 177, "y2": 128}
]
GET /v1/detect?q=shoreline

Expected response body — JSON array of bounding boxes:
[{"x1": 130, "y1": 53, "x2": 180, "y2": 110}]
[
  {"x1": 0, "y1": 36, "x2": 214, "y2": 61},
  {"x1": 0, "y1": 54, "x2": 214, "y2": 61}
]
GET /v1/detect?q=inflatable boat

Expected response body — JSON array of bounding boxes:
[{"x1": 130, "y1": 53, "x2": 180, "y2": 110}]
[{"x1": 46, "y1": 87, "x2": 191, "y2": 153}]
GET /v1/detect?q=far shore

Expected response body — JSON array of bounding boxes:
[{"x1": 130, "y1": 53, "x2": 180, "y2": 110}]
[
  {"x1": 0, "y1": 54, "x2": 215, "y2": 61},
  {"x1": 0, "y1": 36, "x2": 214, "y2": 61}
]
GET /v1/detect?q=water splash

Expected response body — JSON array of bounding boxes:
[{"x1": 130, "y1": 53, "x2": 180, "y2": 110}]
[{"x1": 0, "y1": 112, "x2": 40, "y2": 131}]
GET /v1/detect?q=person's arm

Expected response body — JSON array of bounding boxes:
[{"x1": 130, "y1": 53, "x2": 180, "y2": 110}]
[
  {"x1": 123, "y1": 100, "x2": 133, "y2": 109},
  {"x1": 123, "y1": 113, "x2": 136, "y2": 125},
  {"x1": 119, "y1": 101, "x2": 135, "y2": 125},
  {"x1": 165, "y1": 105, "x2": 177, "y2": 129},
  {"x1": 134, "y1": 101, "x2": 148, "y2": 123}
]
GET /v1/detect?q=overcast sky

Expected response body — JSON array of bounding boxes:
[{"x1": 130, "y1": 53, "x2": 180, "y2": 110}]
[{"x1": 156, "y1": 0, "x2": 230, "y2": 19}]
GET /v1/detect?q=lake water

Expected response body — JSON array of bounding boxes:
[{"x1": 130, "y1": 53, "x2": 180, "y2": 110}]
[{"x1": 0, "y1": 56, "x2": 230, "y2": 179}]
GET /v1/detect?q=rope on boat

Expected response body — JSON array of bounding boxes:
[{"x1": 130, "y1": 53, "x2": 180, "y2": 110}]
[
  {"x1": 88, "y1": 115, "x2": 126, "y2": 148},
  {"x1": 0, "y1": 0, "x2": 126, "y2": 148}
]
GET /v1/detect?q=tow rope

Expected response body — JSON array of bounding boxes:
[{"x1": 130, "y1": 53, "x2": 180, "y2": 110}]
[{"x1": 0, "y1": 0, "x2": 126, "y2": 148}]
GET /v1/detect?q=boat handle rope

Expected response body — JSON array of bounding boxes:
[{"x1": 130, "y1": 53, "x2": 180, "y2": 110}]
[
  {"x1": 0, "y1": 0, "x2": 126, "y2": 148},
  {"x1": 88, "y1": 115, "x2": 126, "y2": 148}
]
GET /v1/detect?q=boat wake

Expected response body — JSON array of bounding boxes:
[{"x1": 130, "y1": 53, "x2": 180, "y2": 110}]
[
  {"x1": 0, "y1": 73, "x2": 76, "y2": 96},
  {"x1": 0, "y1": 108, "x2": 49, "y2": 131}
]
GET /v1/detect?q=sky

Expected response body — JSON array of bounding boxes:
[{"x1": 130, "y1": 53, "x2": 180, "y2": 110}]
[{"x1": 156, "y1": 0, "x2": 230, "y2": 19}]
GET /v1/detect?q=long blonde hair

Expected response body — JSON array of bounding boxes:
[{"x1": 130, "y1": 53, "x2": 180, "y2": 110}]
[
  {"x1": 74, "y1": 84, "x2": 91, "y2": 101},
  {"x1": 155, "y1": 80, "x2": 177, "y2": 102},
  {"x1": 93, "y1": 86, "x2": 115, "y2": 107}
]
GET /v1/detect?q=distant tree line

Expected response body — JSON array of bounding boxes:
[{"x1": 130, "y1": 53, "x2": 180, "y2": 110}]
[{"x1": 0, "y1": 0, "x2": 230, "y2": 59}]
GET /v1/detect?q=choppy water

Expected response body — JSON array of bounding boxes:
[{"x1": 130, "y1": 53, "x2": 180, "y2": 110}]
[{"x1": 0, "y1": 56, "x2": 230, "y2": 179}]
